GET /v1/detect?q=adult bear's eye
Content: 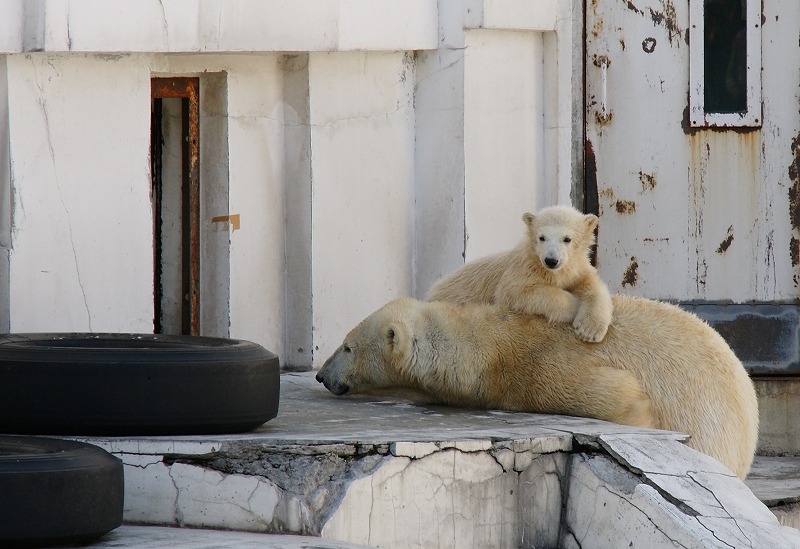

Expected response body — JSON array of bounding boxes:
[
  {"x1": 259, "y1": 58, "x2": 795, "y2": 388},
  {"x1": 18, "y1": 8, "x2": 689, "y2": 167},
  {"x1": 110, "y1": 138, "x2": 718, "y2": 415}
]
[
  {"x1": 563, "y1": 237, "x2": 572, "y2": 243},
  {"x1": 538, "y1": 235, "x2": 546, "y2": 242},
  {"x1": 342, "y1": 345, "x2": 352, "y2": 353}
]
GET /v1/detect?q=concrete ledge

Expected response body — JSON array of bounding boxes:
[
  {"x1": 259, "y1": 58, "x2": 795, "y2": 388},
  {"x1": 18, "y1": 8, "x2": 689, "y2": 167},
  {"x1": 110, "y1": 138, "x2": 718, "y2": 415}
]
[
  {"x1": 74, "y1": 373, "x2": 800, "y2": 548},
  {"x1": 681, "y1": 302, "x2": 800, "y2": 374},
  {"x1": 80, "y1": 525, "x2": 373, "y2": 548},
  {"x1": 0, "y1": 0, "x2": 439, "y2": 54},
  {"x1": 746, "y1": 456, "x2": 800, "y2": 529}
]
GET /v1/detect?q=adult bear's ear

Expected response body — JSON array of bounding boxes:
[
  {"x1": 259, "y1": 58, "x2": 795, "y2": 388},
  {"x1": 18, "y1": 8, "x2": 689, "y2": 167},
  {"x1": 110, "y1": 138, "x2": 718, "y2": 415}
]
[
  {"x1": 386, "y1": 321, "x2": 413, "y2": 359},
  {"x1": 522, "y1": 212, "x2": 535, "y2": 228},
  {"x1": 583, "y1": 213, "x2": 599, "y2": 232}
]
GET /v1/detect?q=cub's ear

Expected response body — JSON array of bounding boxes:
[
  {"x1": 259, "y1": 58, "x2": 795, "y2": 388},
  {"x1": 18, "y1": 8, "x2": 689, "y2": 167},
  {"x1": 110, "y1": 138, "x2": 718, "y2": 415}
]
[
  {"x1": 385, "y1": 321, "x2": 413, "y2": 357},
  {"x1": 583, "y1": 213, "x2": 599, "y2": 232},
  {"x1": 522, "y1": 212, "x2": 535, "y2": 228}
]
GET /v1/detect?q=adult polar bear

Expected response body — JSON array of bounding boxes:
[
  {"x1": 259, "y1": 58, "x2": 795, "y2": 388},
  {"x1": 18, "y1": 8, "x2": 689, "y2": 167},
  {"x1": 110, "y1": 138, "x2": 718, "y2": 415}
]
[{"x1": 317, "y1": 296, "x2": 759, "y2": 479}]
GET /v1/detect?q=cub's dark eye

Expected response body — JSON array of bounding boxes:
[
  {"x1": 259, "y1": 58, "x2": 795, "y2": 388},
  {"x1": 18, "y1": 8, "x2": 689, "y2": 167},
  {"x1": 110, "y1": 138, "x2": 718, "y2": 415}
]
[
  {"x1": 342, "y1": 345, "x2": 352, "y2": 353},
  {"x1": 563, "y1": 237, "x2": 572, "y2": 243},
  {"x1": 538, "y1": 236, "x2": 546, "y2": 242}
]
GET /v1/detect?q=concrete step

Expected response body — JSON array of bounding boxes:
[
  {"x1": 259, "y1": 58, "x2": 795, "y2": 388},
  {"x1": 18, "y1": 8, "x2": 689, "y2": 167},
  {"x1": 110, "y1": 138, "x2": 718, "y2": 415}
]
[
  {"x1": 745, "y1": 455, "x2": 800, "y2": 529},
  {"x1": 51, "y1": 525, "x2": 373, "y2": 548},
  {"x1": 69, "y1": 373, "x2": 800, "y2": 549}
]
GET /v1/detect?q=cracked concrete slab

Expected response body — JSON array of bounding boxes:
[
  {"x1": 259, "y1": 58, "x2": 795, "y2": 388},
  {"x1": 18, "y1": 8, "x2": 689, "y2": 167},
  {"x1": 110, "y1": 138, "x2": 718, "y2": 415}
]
[{"x1": 73, "y1": 373, "x2": 800, "y2": 548}]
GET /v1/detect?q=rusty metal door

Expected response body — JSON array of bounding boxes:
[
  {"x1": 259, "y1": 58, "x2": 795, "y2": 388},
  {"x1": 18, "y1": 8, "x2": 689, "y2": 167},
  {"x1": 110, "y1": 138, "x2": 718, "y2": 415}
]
[{"x1": 585, "y1": 0, "x2": 799, "y2": 304}]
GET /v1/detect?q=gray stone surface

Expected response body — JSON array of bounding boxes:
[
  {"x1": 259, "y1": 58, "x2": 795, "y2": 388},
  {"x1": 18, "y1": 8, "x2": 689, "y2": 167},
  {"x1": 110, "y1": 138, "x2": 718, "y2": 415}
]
[
  {"x1": 746, "y1": 455, "x2": 800, "y2": 505},
  {"x1": 746, "y1": 455, "x2": 800, "y2": 529},
  {"x1": 592, "y1": 435, "x2": 800, "y2": 548},
  {"x1": 67, "y1": 525, "x2": 374, "y2": 548},
  {"x1": 563, "y1": 450, "x2": 800, "y2": 549},
  {"x1": 753, "y1": 378, "x2": 800, "y2": 455},
  {"x1": 70, "y1": 373, "x2": 800, "y2": 548}
]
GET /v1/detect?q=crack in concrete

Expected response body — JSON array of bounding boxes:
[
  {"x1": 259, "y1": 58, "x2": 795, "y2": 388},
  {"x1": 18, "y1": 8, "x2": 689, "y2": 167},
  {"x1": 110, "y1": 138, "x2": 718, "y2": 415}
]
[
  {"x1": 308, "y1": 101, "x2": 410, "y2": 130},
  {"x1": 32, "y1": 59, "x2": 92, "y2": 329},
  {"x1": 120, "y1": 457, "x2": 162, "y2": 470},
  {"x1": 167, "y1": 465, "x2": 184, "y2": 526},
  {"x1": 9, "y1": 156, "x2": 23, "y2": 237},
  {"x1": 66, "y1": 8, "x2": 72, "y2": 50},
  {"x1": 415, "y1": 52, "x2": 464, "y2": 87},
  {"x1": 695, "y1": 516, "x2": 738, "y2": 549},
  {"x1": 156, "y1": 0, "x2": 169, "y2": 47},
  {"x1": 598, "y1": 483, "x2": 689, "y2": 547},
  {"x1": 579, "y1": 447, "x2": 755, "y2": 548},
  {"x1": 687, "y1": 472, "x2": 754, "y2": 546}
]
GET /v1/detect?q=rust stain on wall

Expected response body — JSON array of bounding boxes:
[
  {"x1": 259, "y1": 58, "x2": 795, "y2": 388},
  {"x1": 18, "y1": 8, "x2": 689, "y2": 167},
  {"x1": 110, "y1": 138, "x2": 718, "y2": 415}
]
[
  {"x1": 791, "y1": 134, "x2": 800, "y2": 275},
  {"x1": 625, "y1": 0, "x2": 643, "y2": 15},
  {"x1": 626, "y1": 0, "x2": 684, "y2": 46},
  {"x1": 585, "y1": 139, "x2": 600, "y2": 267},
  {"x1": 716, "y1": 225, "x2": 734, "y2": 254},
  {"x1": 622, "y1": 256, "x2": 638, "y2": 287},
  {"x1": 590, "y1": 0, "x2": 603, "y2": 38},
  {"x1": 585, "y1": 139, "x2": 600, "y2": 217},
  {"x1": 639, "y1": 171, "x2": 656, "y2": 192},
  {"x1": 615, "y1": 200, "x2": 637, "y2": 214},
  {"x1": 790, "y1": 134, "x2": 800, "y2": 230},
  {"x1": 649, "y1": 0, "x2": 683, "y2": 45}
]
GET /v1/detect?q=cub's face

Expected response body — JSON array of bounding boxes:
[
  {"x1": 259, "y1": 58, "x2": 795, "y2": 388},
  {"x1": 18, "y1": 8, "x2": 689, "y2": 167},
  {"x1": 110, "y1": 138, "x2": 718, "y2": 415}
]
[
  {"x1": 533, "y1": 224, "x2": 580, "y2": 271},
  {"x1": 522, "y1": 208, "x2": 598, "y2": 271},
  {"x1": 316, "y1": 299, "x2": 414, "y2": 396}
]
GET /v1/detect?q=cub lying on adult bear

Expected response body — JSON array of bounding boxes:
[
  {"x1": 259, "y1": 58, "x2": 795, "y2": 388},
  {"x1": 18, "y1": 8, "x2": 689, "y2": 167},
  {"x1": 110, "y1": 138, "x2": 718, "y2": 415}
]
[{"x1": 316, "y1": 296, "x2": 759, "y2": 479}]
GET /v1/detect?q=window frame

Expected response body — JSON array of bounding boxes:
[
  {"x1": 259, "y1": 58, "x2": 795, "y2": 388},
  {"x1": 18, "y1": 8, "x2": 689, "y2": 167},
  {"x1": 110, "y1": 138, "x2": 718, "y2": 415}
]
[{"x1": 688, "y1": 0, "x2": 762, "y2": 128}]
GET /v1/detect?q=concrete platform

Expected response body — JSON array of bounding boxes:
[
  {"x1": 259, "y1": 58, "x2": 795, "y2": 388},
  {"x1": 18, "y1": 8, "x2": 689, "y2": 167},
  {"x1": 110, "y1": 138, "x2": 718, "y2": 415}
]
[
  {"x1": 54, "y1": 525, "x2": 372, "y2": 548},
  {"x1": 73, "y1": 372, "x2": 800, "y2": 549},
  {"x1": 746, "y1": 455, "x2": 800, "y2": 529}
]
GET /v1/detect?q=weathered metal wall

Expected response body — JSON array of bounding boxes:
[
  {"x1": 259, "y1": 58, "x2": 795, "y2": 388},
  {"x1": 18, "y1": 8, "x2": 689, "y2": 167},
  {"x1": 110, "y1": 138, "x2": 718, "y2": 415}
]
[{"x1": 586, "y1": 0, "x2": 800, "y2": 304}]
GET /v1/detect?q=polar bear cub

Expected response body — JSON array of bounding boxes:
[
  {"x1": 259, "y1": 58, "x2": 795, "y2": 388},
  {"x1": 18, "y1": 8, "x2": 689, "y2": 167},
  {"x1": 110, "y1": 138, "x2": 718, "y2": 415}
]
[{"x1": 427, "y1": 205, "x2": 613, "y2": 342}]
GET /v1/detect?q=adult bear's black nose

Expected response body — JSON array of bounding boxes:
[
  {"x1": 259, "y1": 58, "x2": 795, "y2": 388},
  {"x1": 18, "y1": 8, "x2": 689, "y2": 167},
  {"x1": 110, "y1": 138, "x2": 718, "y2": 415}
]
[
  {"x1": 315, "y1": 369, "x2": 350, "y2": 395},
  {"x1": 544, "y1": 257, "x2": 559, "y2": 269}
]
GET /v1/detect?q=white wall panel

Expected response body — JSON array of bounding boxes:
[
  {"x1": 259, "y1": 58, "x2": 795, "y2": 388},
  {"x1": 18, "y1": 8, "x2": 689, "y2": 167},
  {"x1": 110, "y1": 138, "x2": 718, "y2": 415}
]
[{"x1": 7, "y1": 53, "x2": 154, "y2": 331}]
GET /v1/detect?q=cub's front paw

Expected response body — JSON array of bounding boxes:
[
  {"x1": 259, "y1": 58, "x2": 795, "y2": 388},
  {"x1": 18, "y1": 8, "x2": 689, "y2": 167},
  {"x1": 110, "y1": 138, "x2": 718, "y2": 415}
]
[{"x1": 572, "y1": 310, "x2": 609, "y2": 343}]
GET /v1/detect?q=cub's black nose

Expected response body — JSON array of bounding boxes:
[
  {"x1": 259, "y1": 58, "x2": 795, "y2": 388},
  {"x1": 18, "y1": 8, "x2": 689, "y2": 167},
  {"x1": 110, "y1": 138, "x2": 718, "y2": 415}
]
[{"x1": 545, "y1": 257, "x2": 559, "y2": 269}]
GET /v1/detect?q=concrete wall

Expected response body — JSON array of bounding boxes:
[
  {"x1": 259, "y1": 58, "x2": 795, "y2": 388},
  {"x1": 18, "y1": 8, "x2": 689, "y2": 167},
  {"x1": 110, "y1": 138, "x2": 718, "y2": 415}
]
[
  {"x1": 0, "y1": 50, "x2": 428, "y2": 364},
  {"x1": 413, "y1": 0, "x2": 580, "y2": 296},
  {"x1": 6, "y1": 54, "x2": 154, "y2": 332},
  {"x1": 0, "y1": 0, "x2": 580, "y2": 368},
  {"x1": 463, "y1": 29, "x2": 546, "y2": 261},
  {"x1": 0, "y1": 57, "x2": 11, "y2": 332},
  {"x1": 308, "y1": 51, "x2": 416, "y2": 362}
]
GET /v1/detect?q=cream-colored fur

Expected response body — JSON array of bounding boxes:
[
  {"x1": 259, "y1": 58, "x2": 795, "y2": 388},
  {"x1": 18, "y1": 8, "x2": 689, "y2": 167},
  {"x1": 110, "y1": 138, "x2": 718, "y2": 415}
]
[
  {"x1": 317, "y1": 296, "x2": 759, "y2": 479},
  {"x1": 427, "y1": 206, "x2": 613, "y2": 342}
]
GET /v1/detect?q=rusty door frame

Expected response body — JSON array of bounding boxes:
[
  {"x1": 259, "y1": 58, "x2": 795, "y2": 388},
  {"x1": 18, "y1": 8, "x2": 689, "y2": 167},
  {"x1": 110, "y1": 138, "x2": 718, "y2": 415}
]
[{"x1": 151, "y1": 77, "x2": 200, "y2": 336}]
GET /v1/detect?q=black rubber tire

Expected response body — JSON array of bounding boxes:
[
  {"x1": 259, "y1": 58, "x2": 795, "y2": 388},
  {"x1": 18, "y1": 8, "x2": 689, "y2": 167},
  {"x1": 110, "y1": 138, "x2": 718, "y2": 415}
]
[
  {"x1": 0, "y1": 333, "x2": 280, "y2": 435},
  {"x1": 0, "y1": 436, "x2": 123, "y2": 547}
]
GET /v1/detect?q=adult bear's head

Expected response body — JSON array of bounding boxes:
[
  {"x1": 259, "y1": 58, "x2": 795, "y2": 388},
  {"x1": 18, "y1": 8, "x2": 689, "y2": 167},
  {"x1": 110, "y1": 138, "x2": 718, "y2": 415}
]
[{"x1": 316, "y1": 298, "x2": 418, "y2": 396}]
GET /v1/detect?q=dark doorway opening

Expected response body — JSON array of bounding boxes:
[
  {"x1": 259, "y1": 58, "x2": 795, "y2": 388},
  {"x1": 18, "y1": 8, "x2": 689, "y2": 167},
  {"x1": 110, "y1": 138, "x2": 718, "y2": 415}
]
[{"x1": 150, "y1": 77, "x2": 200, "y2": 335}]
